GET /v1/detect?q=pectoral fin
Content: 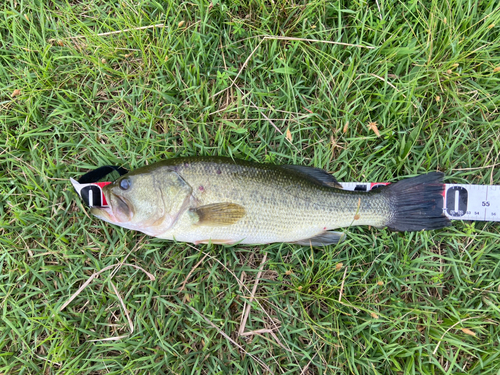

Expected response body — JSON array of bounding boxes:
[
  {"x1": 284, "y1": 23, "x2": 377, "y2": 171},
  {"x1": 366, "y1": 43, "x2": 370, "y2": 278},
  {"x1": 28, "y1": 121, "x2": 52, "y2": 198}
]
[
  {"x1": 292, "y1": 231, "x2": 345, "y2": 246},
  {"x1": 189, "y1": 203, "x2": 246, "y2": 226}
]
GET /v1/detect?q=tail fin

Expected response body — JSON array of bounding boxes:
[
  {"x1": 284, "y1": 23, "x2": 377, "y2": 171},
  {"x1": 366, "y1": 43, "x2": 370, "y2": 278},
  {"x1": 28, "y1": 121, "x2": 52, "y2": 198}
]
[{"x1": 383, "y1": 172, "x2": 450, "y2": 232}]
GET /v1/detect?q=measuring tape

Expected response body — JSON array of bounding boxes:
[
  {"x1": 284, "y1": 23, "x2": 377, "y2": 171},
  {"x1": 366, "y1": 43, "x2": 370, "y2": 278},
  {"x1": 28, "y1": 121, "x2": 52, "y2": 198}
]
[
  {"x1": 341, "y1": 182, "x2": 500, "y2": 222},
  {"x1": 71, "y1": 178, "x2": 111, "y2": 207},
  {"x1": 71, "y1": 165, "x2": 127, "y2": 208}
]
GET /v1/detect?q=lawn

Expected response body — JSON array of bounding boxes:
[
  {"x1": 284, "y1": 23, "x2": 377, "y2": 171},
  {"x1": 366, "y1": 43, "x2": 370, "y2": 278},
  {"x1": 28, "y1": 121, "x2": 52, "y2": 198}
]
[{"x1": 1, "y1": 0, "x2": 500, "y2": 373}]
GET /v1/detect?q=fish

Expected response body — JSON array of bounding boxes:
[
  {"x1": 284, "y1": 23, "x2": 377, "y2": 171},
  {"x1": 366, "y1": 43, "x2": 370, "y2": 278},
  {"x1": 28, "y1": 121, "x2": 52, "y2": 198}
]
[{"x1": 90, "y1": 156, "x2": 450, "y2": 246}]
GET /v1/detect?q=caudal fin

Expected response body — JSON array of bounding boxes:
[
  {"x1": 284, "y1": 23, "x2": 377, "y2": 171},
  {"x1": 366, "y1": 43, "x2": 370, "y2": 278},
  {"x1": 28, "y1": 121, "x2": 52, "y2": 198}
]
[{"x1": 383, "y1": 172, "x2": 450, "y2": 232}]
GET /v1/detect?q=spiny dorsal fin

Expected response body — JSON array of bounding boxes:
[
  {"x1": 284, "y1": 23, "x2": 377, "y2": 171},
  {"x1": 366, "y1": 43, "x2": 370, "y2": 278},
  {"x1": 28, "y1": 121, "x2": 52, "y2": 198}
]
[
  {"x1": 292, "y1": 231, "x2": 345, "y2": 246},
  {"x1": 189, "y1": 203, "x2": 246, "y2": 226},
  {"x1": 281, "y1": 165, "x2": 343, "y2": 189}
]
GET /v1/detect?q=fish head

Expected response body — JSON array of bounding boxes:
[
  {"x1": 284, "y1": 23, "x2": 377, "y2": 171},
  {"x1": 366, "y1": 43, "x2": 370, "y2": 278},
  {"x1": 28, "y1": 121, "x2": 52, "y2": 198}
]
[{"x1": 91, "y1": 168, "x2": 192, "y2": 236}]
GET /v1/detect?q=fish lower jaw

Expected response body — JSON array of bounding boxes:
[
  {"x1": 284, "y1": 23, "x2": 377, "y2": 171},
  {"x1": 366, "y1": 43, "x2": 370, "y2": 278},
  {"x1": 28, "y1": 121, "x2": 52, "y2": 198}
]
[{"x1": 90, "y1": 207, "x2": 117, "y2": 224}]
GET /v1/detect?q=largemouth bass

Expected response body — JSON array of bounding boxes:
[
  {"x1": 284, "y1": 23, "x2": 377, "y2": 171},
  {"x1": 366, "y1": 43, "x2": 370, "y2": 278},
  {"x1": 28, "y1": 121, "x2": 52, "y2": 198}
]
[{"x1": 91, "y1": 157, "x2": 450, "y2": 246}]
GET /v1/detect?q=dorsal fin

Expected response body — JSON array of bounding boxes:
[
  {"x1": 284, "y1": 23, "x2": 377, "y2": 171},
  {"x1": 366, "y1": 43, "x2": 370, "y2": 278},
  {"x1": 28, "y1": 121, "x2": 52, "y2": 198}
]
[{"x1": 281, "y1": 165, "x2": 343, "y2": 189}]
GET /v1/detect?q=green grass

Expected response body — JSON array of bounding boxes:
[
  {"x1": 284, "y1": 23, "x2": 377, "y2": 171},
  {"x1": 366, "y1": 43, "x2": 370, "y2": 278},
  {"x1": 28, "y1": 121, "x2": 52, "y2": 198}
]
[{"x1": 1, "y1": 0, "x2": 500, "y2": 373}]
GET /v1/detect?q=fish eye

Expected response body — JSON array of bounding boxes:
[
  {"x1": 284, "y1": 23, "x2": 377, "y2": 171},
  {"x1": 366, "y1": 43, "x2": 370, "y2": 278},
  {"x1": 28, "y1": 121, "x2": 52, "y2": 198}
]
[{"x1": 119, "y1": 178, "x2": 131, "y2": 190}]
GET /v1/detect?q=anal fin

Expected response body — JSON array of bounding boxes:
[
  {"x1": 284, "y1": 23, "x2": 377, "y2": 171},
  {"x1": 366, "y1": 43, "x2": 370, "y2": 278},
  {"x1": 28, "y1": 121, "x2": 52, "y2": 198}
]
[{"x1": 292, "y1": 231, "x2": 345, "y2": 246}]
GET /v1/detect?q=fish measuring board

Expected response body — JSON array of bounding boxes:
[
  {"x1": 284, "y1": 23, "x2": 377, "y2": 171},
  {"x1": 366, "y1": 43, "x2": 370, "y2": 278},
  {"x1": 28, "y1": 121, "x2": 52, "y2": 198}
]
[{"x1": 341, "y1": 182, "x2": 500, "y2": 222}]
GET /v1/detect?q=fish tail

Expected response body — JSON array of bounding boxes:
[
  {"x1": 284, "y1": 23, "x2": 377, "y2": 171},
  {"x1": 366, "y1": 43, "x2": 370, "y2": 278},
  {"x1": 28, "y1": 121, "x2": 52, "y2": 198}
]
[{"x1": 382, "y1": 172, "x2": 450, "y2": 231}]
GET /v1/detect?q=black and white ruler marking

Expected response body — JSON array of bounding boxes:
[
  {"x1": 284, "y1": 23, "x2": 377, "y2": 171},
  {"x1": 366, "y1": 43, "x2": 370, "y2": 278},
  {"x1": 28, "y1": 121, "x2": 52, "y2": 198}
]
[{"x1": 341, "y1": 182, "x2": 500, "y2": 222}]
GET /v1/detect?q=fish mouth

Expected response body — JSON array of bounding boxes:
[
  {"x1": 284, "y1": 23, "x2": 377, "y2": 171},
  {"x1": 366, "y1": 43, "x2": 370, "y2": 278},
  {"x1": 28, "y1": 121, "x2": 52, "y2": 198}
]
[
  {"x1": 90, "y1": 191, "x2": 132, "y2": 224},
  {"x1": 111, "y1": 193, "x2": 133, "y2": 221},
  {"x1": 90, "y1": 206, "x2": 118, "y2": 223},
  {"x1": 89, "y1": 187, "x2": 119, "y2": 223}
]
